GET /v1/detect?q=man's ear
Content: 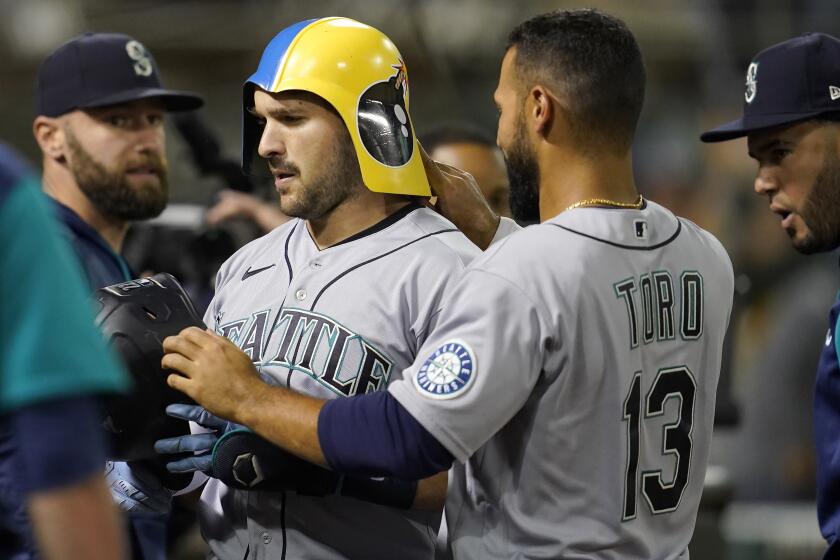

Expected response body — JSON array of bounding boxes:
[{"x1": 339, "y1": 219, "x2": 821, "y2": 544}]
[
  {"x1": 529, "y1": 86, "x2": 554, "y2": 137},
  {"x1": 33, "y1": 116, "x2": 66, "y2": 162}
]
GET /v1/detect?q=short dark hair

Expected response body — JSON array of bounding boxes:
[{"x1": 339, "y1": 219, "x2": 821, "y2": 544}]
[
  {"x1": 420, "y1": 123, "x2": 496, "y2": 153},
  {"x1": 507, "y1": 9, "x2": 645, "y2": 154}
]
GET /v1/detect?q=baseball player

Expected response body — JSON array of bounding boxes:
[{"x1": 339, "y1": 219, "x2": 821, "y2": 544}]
[
  {"x1": 32, "y1": 33, "x2": 202, "y2": 289},
  {"x1": 700, "y1": 32, "x2": 840, "y2": 558},
  {"x1": 146, "y1": 17, "x2": 517, "y2": 560},
  {"x1": 161, "y1": 9, "x2": 734, "y2": 559},
  {"x1": 0, "y1": 143, "x2": 129, "y2": 558},
  {"x1": 31, "y1": 32, "x2": 203, "y2": 560}
]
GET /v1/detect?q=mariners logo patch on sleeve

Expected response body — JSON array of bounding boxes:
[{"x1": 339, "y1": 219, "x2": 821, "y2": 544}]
[{"x1": 414, "y1": 340, "x2": 475, "y2": 399}]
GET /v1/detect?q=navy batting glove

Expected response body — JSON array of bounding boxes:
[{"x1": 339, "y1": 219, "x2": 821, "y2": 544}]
[{"x1": 154, "y1": 404, "x2": 245, "y2": 475}]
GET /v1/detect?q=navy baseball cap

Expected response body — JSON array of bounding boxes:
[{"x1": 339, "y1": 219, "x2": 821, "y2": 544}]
[
  {"x1": 36, "y1": 32, "x2": 203, "y2": 117},
  {"x1": 701, "y1": 32, "x2": 840, "y2": 143}
]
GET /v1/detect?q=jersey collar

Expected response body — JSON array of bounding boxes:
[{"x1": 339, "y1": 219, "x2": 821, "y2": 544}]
[
  {"x1": 50, "y1": 199, "x2": 133, "y2": 280},
  {"x1": 308, "y1": 201, "x2": 424, "y2": 250}
]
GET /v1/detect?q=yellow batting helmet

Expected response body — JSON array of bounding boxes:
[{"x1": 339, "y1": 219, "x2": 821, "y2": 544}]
[{"x1": 242, "y1": 17, "x2": 430, "y2": 197}]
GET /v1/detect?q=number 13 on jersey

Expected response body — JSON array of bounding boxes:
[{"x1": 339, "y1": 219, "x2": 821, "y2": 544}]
[{"x1": 622, "y1": 366, "x2": 696, "y2": 521}]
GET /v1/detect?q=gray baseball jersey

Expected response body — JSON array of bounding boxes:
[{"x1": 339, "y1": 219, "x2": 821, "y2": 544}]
[
  {"x1": 390, "y1": 200, "x2": 734, "y2": 559},
  {"x1": 198, "y1": 205, "x2": 480, "y2": 560}
]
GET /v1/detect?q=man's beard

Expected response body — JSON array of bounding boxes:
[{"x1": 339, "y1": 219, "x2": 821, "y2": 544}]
[
  {"x1": 795, "y1": 149, "x2": 840, "y2": 254},
  {"x1": 271, "y1": 132, "x2": 363, "y2": 221},
  {"x1": 65, "y1": 129, "x2": 168, "y2": 221},
  {"x1": 504, "y1": 115, "x2": 540, "y2": 224}
]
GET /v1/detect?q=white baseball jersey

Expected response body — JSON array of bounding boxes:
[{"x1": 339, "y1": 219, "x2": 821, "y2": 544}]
[
  {"x1": 390, "y1": 201, "x2": 734, "y2": 559},
  {"x1": 198, "y1": 205, "x2": 480, "y2": 560}
]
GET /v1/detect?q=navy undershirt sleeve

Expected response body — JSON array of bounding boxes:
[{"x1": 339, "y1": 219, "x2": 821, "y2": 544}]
[
  {"x1": 11, "y1": 395, "x2": 106, "y2": 493},
  {"x1": 318, "y1": 391, "x2": 454, "y2": 480}
]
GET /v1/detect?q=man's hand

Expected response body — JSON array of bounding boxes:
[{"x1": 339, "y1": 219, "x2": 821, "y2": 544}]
[
  {"x1": 420, "y1": 143, "x2": 500, "y2": 250},
  {"x1": 162, "y1": 326, "x2": 328, "y2": 468},
  {"x1": 162, "y1": 327, "x2": 263, "y2": 424}
]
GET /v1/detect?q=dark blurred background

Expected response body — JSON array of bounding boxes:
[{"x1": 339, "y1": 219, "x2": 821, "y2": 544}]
[{"x1": 3, "y1": 1, "x2": 839, "y2": 558}]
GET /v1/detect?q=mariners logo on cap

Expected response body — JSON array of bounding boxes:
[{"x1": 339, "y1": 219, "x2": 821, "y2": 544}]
[
  {"x1": 357, "y1": 60, "x2": 414, "y2": 167},
  {"x1": 125, "y1": 40, "x2": 153, "y2": 77},
  {"x1": 745, "y1": 62, "x2": 758, "y2": 104},
  {"x1": 415, "y1": 340, "x2": 475, "y2": 399}
]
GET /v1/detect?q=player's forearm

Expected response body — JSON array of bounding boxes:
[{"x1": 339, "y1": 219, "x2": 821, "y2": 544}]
[
  {"x1": 236, "y1": 386, "x2": 454, "y2": 484},
  {"x1": 28, "y1": 472, "x2": 126, "y2": 560},
  {"x1": 450, "y1": 206, "x2": 500, "y2": 250},
  {"x1": 235, "y1": 384, "x2": 329, "y2": 468}
]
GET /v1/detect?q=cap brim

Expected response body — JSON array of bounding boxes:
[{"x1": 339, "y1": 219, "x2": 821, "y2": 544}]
[
  {"x1": 700, "y1": 111, "x2": 825, "y2": 142},
  {"x1": 78, "y1": 87, "x2": 204, "y2": 112}
]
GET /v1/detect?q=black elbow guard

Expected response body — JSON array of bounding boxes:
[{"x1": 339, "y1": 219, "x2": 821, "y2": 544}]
[
  {"x1": 211, "y1": 431, "x2": 417, "y2": 509},
  {"x1": 212, "y1": 430, "x2": 339, "y2": 495}
]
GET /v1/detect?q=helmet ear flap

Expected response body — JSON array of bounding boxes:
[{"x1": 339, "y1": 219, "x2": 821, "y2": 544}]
[{"x1": 357, "y1": 71, "x2": 414, "y2": 168}]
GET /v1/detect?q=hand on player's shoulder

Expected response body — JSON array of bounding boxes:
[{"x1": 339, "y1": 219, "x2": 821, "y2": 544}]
[{"x1": 419, "y1": 144, "x2": 500, "y2": 250}]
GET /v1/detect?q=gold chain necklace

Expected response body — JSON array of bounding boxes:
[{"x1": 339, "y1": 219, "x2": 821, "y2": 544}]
[{"x1": 564, "y1": 194, "x2": 644, "y2": 212}]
